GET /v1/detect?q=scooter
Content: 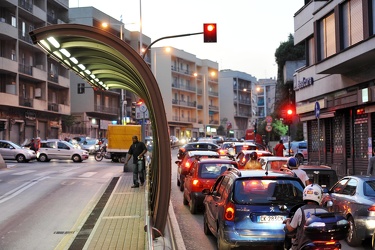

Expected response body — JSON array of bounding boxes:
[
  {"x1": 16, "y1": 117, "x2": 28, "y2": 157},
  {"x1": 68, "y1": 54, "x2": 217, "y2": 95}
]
[{"x1": 284, "y1": 202, "x2": 349, "y2": 250}]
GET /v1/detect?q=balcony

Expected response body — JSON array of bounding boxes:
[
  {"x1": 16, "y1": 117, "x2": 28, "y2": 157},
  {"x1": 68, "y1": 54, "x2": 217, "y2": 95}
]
[
  {"x1": 171, "y1": 83, "x2": 196, "y2": 92},
  {"x1": 208, "y1": 90, "x2": 218, "y2": 96},
  {"x1": 316, "y1": 36, "x2": 375, "y2": 75},
  {"x1": 48, "y1": 102, "x2": 58, "y2": 112},
  {"x1": 19, "y1": 97, "x2": 33, "y2": 107},
  {"x1": 94, "y1": 105, "x2": 118, "y2": 115},
  {"x1": 19, "y1": 64, "x2": 32, "y2": 76},
  {"x1": 172, "y1": 99, "x2": 196, "y2": 108},
  {"x1": 171, "y1": 116, "x2": 196, "y2": 123},
  {"x1": 19, "y1": 0, "x2": 33, "y2": 12}
]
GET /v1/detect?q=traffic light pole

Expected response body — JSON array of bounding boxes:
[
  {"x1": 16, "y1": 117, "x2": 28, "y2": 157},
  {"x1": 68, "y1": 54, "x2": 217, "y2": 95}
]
[
  {"x1": 288, "y1": 124, "x2": 291, "y2": 157},
  {"x1": 142, "y1": 32, "x2": 203, "y2": 59}
]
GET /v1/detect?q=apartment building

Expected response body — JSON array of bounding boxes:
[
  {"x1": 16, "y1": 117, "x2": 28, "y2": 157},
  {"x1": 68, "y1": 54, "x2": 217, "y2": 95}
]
[
  {"x1": 68, "y1": 7, "x2": 151, "y2": 138},
  {"x1": 219, "y1": 70, "x2": 256, "y2": 139},
  {"x1": 151, "y1": 47, "x2": 219, "y2": 139},
  {"x1": 0, "y1": 0, "x2": 70, "y2": 144},
  {"x1": 255, "y1": 78, "x2": 277, "y2": 120},
  {"x1": 293, "y1": 0, "x2": 375, "y2": 175}
]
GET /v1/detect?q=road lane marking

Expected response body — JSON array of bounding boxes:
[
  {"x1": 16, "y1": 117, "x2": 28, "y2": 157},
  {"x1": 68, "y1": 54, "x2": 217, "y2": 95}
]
[
  {"x1": 11, "y1": 170, "x2": 36, "y2": 175},
  {"x1": 0, "y1": 176, "x2": 49, "y2": 204},
  {"x1": 78, "y1": 172, "x2": 97, "y2": 178}
]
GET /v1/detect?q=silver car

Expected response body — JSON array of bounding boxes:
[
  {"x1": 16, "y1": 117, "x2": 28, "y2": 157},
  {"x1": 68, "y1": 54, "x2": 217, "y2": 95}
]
[
  {"x1": 0, "y1": 140, "x2": 37, "y2": 162},
  {"x1": 38, "y1": 140, "x2": 89, "y2": 162},
  {"x1": 322, "y1": 175, "x2": 375, "y2": 246}
]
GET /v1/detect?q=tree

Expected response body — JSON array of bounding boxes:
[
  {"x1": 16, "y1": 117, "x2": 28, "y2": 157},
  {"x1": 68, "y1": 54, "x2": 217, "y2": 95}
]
[{"x1": 272, "y1": 34, "x2": 305, "y2": 141}]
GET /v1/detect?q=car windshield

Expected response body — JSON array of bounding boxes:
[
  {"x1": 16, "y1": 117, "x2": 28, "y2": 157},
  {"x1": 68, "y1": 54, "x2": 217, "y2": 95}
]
[
  {"x1": 363, "y1": 180, "x2": 375, "y2": 197},
  {"x1": 233, "y1": 179, "x2": 304, "y2": 204},
  {"x1": 199, "y1": 163, "x2": 235, "y2": 179}
]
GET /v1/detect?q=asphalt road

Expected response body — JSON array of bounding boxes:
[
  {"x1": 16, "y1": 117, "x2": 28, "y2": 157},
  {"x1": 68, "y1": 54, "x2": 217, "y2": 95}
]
[{"x1": 0, "y1": 156, "x2": 123, "y2": 250}]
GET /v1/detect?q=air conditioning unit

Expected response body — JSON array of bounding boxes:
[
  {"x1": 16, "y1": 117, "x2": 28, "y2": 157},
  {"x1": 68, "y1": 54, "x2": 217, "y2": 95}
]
[{"x1": 35, "y1": 88, "x2": 42, "y2": 98}]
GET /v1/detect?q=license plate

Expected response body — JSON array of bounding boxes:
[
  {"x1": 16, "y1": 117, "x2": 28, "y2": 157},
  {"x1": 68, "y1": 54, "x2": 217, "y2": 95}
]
[{"x1": 258, "y1": 215, "x2": 285, "y2": 222}]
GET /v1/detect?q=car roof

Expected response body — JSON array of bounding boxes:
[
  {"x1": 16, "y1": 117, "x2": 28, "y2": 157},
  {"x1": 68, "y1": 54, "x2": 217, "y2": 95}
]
[
  {"x1": 197, "y1": 158, "x2": 236, "y2": 163},
  {"x1": 233, "y1": 142, "x2": 256, "y2": 146},
  {"x1": 239, "y1": 150, "x2": 272, "y2": 155},
  {"x1": 187, "y1": 150, "x2": 219, "y2": 156},
  {"x1": 230, "y1": 169, "x2": 296, "y2": 178},
  {"x1": 259, "y1": 156, "x2": 289, "y2": 161}
]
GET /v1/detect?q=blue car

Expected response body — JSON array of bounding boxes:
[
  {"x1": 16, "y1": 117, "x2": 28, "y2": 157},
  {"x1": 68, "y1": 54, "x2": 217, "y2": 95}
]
[{"x1": 202, "y1": 168, "x2": 305, "y2": 249}]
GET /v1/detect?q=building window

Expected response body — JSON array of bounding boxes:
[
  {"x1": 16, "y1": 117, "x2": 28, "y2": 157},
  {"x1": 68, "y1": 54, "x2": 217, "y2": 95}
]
[
  {"x1": 341, "y1": 0, "x2": 363, "y2": 49},
  {"x1": 319, "y1": 12, "x2": 336, "y2": 60},
  {"x1": 371, "y1": 0, "x2": 375, "y2": 35},
  {"x1": 307, "y1": 37, "x2": 315, "y2": 66}
]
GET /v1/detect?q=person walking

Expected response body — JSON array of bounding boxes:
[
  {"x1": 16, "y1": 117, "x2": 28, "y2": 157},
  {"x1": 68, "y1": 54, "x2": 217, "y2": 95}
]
[
  {"x1": 124, "y1": 136, "x2": 147, "y2": 188},
  {"x1": 274, "y1": 140, "x2": 286, "y2": 156},
  {"x1": 368, "y1": 147, "x2": 375, "y2": 175}
]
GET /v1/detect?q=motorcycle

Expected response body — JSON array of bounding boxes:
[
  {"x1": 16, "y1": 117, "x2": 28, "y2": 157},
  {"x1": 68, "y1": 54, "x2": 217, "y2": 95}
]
[{"x1": 284, "y1": 202, "x2": 349, "y2": 250}]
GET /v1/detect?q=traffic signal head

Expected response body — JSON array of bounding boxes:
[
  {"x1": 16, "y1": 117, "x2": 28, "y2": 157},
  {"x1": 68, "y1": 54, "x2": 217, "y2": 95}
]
[
  {"x1": 131, "y1": 102, "x2": 137, "y2": 119},
  {"x1": 203, "y1": 23, "x2": 217, "y2": 43},
  {"x1": 77, "y1": 83, "x2": 85, "y2": 94},
  {"x1": 287, "y1": 109, "x2": 293, "y2": 115}
]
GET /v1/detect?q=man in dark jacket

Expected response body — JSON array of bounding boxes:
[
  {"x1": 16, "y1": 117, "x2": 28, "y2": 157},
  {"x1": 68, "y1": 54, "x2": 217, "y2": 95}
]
[
  {"x1": 368, "y1": 147, "x2": 375, "y2": 175},
  {"x1": 124, "y1": 136, "x2": 147, "y2": 188}
]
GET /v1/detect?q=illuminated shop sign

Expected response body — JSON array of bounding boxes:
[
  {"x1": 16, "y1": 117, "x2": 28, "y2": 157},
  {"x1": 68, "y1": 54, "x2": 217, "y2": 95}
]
[{"x1": 295, "y1": 77, "x2": 314, "y2": 90}]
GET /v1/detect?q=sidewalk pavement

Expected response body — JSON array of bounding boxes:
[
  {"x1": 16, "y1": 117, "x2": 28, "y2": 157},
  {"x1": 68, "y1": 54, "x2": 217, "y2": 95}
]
[{"x1": 82, "y1": 172, "x2": 184, "y2": 250}]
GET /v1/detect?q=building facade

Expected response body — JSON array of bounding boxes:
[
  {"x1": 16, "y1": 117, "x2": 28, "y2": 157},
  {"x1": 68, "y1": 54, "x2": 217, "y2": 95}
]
[
  {"x1": 68, "y1": 7, "x2": 151, "y2": 139},
  {"x1": 0, "y1": 0, "x2": 70, "y2": 144},
  {"x1": 293, "y1": 0, "x2": 375, "y2": 176},
  {"x1": 151, "y1": 47, "x2": 219, "y2": 140},
  {"x1": 219, "y1": 70, "x2": 257, "y2": 139}
]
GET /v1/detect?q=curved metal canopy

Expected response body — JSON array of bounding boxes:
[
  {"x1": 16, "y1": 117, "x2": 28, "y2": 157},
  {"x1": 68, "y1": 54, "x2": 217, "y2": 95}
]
[{"x1": 29, "y1": 24, "x2": 171, "y2": 234}]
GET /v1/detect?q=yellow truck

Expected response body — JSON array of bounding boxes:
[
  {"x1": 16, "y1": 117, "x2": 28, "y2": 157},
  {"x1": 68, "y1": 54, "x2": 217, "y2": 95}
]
[{"x1": 106, "y1": 125, "x2": 141, "y2": 163}]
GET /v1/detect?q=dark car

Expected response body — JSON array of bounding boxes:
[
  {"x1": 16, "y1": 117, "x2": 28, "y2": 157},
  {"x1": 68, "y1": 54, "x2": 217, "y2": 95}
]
[
  {"x1": 299, "y1": 165, "x2": 338, "y2": 189},
  {"x1": 203, "y1": 168, "x2": 304, "y2": 249},
  {"x1": 177, "y1": 142, "x2": 221, "y2": 160},
  {"x1": 322, "y1": 175, "x2": 375, "y2": 247},
  {"x1": 176, "y1": 150, "x2": 220, "y2": 191},
  {"x1": 183, "y1": 157, "x2": 237, "y2": 214}
]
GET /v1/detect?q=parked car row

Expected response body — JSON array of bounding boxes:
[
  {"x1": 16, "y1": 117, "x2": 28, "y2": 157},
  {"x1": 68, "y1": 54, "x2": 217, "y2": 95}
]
[{"x1": 0, "y1": 139, "x2": 89, "y2": 163}]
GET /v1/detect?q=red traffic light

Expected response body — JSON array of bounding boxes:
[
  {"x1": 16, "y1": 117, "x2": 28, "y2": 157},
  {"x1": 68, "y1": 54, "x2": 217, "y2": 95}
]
[
  {"x1": 287, "y1": 109, "x2": 293, "y2": 115},
  {"x1": 203, "y1": 23, "x2": 217, "y2": 43}
]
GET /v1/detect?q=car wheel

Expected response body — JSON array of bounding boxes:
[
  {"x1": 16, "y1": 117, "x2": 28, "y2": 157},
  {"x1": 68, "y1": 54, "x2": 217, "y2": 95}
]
[
  {"x1": 203, "y1": 214, "x2": 212, "y2": 235},
  {"x1": 189, "y1": 197, "x2": 197, "y2": 214},
  {"x1": 72, "y1": 154, "x2": 82, "y2": 162},
  {"x1": 16, "y1": 154, "x2": 26, "y2": 163},
  {"x1": 217, "y1": 229, "x2": 231, "y2": 250},
  {"x1": 183, "y1": 193, "x2": 188, "y2": 205},
  {"x1": 346, "y1": 216, "x2": 362, "y2": 246},
  {"x1": 39, "y1": 154, "x2": 48, "y2": 162},
  {"x1": 119, "y1": 156, "x2": 126, "y2": 163}
]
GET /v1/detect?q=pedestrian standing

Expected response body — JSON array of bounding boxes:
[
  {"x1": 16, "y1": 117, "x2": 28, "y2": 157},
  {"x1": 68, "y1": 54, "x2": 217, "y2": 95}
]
[
  {"x1": 368, "y1": 147, "x2": 375, "y2": 175},
  {"x1": 274, "y1": 140, "x2": 286, "y2": 156},
  {"x1": 124, "y1": 136, "x2": 147, "y2": 188},
  {"x1": 34, "y1": 137, "x2": 41, "y2": 152},
  {"x1": 287, "y1": 157, "x2": 310, "y2": 186}
]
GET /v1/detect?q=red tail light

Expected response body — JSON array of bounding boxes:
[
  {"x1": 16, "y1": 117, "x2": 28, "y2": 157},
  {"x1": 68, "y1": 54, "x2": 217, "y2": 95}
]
[
  {"x1": 368, "y1": 205, "x2": 375, "y2": 211},
  {"x1": 224, "y1": 202, "x2": 235, "y2": 221},
  {"x1": 184, "y1": 162, "x2": 190, "y2": 168},
  {"x1": 192, "y1": 179, "x2": 204, "y2": 188}
]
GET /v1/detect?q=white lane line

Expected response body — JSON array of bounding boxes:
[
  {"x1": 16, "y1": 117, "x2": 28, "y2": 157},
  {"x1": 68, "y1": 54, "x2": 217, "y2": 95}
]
[
  {"x1": 78, "y1": 172, "x2": 97, "y2": 178},
  {"x1": 0, "y1": 176, "x2": 49, "y2": 204},
  {"x1": 12, "y1": 170, "x2": 36, "y2": 175}
]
